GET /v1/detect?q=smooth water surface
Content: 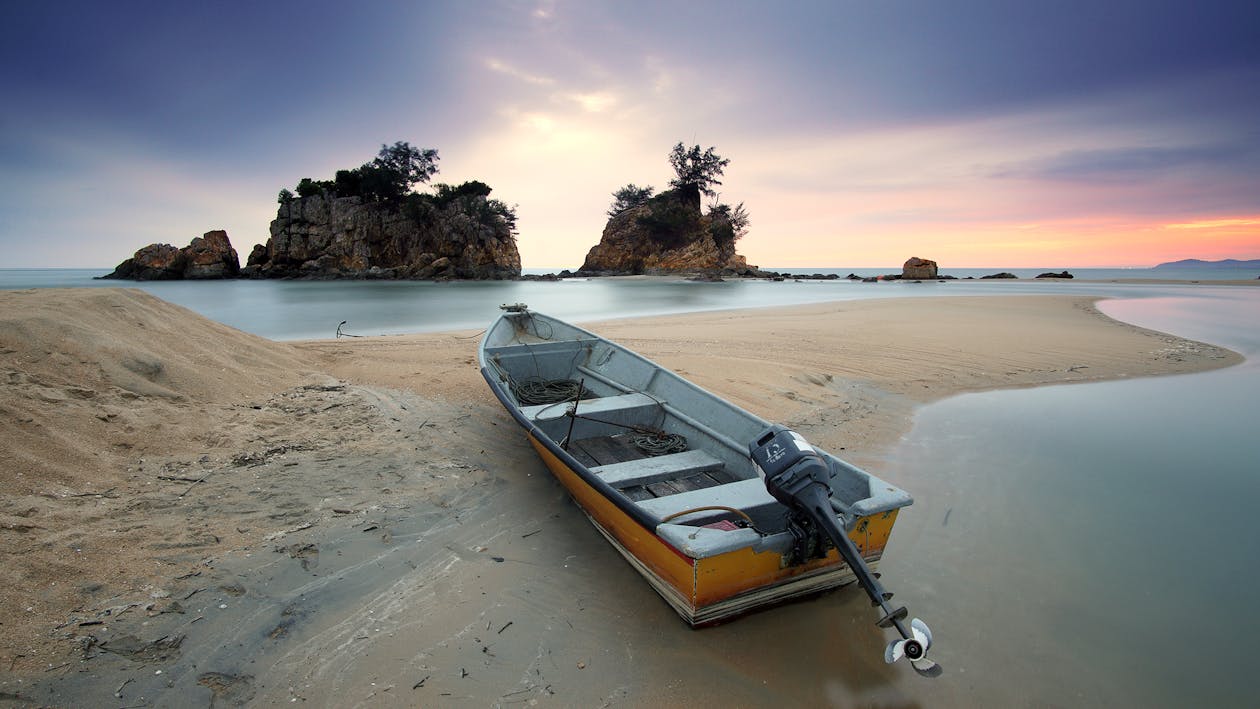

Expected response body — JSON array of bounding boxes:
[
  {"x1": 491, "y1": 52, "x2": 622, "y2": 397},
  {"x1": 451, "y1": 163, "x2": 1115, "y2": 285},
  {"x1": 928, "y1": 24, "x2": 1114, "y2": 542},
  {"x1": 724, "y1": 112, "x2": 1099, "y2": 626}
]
[
  {"x1": 3, "y1": 268, "x2": 1254, "y2": 340},
  {"x1": 879, "y1": 290, "x2": 1260, "y2": 706}
]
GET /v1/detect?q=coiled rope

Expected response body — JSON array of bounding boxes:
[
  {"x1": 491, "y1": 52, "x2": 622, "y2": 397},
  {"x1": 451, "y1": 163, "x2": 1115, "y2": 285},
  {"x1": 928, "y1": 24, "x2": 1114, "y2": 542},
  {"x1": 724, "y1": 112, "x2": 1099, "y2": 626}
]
[
  {"x1": 511, "y1": 378, "x2": 589, "y2": 406},
  {"x1": 632, "y1": 431, "x2": 688, "y2": 456}
]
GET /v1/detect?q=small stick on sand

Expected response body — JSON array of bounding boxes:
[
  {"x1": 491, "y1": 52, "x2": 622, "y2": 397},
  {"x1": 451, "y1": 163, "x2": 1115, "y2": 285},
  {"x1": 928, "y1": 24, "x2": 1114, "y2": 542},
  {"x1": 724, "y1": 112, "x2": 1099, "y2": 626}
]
[
  {"x1": 178, "y1": 473, "x2": 211, "y2": 498},
  {"x1": 115, "y1": 677, "x2": 133, "y2": 698}
]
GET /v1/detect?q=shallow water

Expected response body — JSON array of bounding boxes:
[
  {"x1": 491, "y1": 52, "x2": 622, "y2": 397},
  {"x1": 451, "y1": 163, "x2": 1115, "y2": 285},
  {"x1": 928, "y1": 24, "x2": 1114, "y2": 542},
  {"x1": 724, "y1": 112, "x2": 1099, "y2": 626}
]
[
  {"x1": 2, "y1": 268, "x2": 1254, "y2": 340},
  {"x1": 877, "y1": 290, "x2": 1260, "y2": 706}
]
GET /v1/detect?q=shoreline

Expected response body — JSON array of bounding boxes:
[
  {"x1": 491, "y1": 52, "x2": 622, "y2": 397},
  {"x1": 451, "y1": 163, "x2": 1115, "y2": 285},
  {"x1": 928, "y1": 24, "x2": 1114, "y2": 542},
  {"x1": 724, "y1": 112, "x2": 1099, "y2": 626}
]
[
  {"x1": 0, "y1": 288, "x2": 1243, "y2": 703},
  {"x1": 572, "y1": 296, "x2": 1241, "y2": 467}
]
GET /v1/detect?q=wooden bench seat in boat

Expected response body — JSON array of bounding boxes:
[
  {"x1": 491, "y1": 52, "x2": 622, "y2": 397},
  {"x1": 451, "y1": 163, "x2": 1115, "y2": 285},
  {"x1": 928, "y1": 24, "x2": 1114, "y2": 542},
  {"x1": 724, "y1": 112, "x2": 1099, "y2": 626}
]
[
  {"x1": 518, "y1": 392, "x2": 662, "y2": 423},
  {"x1": 635, "y1": 478, "x2": 782, "y2": 526},
  {"x1": 591, "y1": 449, "x2": 726, "y2": 488}
]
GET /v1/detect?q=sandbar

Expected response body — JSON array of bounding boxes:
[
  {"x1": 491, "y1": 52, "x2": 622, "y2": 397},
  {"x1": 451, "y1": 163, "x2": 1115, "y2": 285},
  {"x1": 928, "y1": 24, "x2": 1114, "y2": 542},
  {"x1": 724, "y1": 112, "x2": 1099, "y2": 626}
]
[{"x1": 0, "y1": 288, "x2": 1240, "y2": 704}]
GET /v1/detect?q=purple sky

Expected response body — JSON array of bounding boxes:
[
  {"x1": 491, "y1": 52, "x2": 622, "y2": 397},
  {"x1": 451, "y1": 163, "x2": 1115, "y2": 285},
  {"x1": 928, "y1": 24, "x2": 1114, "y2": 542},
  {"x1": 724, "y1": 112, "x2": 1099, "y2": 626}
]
[{"x1": 2, "y1": 1, "x2": 1258, "y2": 268}]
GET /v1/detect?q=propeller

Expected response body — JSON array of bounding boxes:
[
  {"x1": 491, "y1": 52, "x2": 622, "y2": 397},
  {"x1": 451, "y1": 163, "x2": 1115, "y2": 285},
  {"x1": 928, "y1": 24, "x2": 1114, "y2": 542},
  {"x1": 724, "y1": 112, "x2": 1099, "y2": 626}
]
[{"x1": 885, "y1": 617, "x2": 940, "y2": 677}]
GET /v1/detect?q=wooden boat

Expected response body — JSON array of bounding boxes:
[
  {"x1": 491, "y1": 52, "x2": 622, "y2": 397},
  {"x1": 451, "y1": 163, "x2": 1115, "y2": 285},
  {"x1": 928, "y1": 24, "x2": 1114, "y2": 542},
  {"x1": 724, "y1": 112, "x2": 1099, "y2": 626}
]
[{"x1": 479, "y1": 306, "x2": 936, "y2": 670}]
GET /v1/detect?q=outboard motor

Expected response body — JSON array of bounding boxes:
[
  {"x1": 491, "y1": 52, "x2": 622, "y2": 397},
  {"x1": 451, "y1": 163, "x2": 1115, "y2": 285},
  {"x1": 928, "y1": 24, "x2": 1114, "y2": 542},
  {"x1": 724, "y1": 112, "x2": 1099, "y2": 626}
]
[{"x1": 750, "y1": 425, "x2": 939, "y2": 677}]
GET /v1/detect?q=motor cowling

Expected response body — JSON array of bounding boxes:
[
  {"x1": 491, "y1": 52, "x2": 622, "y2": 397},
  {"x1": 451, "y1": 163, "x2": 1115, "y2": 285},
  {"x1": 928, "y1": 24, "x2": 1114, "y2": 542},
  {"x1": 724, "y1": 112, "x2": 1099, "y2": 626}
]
[{"x1": 749, "y1": 424, "x2": 832, "y2": 509}]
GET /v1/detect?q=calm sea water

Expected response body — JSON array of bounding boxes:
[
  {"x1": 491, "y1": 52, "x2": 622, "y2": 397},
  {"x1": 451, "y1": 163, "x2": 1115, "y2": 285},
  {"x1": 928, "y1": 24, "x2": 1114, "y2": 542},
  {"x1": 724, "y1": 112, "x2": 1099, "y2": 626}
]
[
  {"x1": 880, "y1": 289, "x2": 1260, "y2": 707},
  {"x1": 1, "y1": 267, "x2": 1255, "y2": 340},
  {"x1": 4, "y1": 268, "x2": 1258, "y2": 705}
]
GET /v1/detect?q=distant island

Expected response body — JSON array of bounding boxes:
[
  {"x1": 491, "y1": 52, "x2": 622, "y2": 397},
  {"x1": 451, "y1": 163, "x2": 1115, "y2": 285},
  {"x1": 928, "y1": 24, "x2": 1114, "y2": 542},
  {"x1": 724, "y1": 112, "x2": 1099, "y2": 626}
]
[
  {"x1": 249, "y1": 142, "x2": 520, "y2": 279},
  {"x1": 101, "y1": 141, "x2": 523, "y2": 281},
  {"x1": 1153, "y1": 258, "x2": 1260, "y2": 269},
  {"x1": 579, "y1": 142, "x2": 756, "y2": 276}
]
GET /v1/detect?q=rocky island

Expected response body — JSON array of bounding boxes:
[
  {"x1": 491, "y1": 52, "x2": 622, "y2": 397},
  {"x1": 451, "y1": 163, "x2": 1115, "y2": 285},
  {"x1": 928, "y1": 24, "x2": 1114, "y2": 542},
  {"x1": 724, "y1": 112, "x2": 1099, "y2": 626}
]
[
  {"x1": 901, "y1": 256, "x2": 938, "y2": 279},
  {"x1": 578, "y1": 143, "x2": 758, "y2": 276},
  {"x1": 247, "y1": 143, "x2": 520, "y2": 280},
  {"x1": 245, "y1": 182, "x2": 520, "y2": 280},
  {"x1": 580, "y1": 185, "x2": 752, "y2": 275},
  {"x1": 99, "y1": 230, "x2": 241, "y2": 280},
  {"x1": 102, "y1": 142, "x2": 522, "y2": 281}
]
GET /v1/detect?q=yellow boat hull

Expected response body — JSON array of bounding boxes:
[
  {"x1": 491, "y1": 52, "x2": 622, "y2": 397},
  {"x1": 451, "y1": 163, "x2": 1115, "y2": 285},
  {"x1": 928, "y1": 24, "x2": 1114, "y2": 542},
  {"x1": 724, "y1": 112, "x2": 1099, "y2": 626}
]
[{"x1": 528, "y1": 433, "x2": 899, "y2": 625}]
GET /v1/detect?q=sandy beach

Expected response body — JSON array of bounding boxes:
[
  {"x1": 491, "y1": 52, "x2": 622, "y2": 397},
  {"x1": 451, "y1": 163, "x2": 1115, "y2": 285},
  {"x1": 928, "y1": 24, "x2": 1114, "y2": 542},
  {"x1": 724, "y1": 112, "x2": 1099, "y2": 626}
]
[{"x1": 0, "y1": 287, "x2": 1241, "y2": 706}]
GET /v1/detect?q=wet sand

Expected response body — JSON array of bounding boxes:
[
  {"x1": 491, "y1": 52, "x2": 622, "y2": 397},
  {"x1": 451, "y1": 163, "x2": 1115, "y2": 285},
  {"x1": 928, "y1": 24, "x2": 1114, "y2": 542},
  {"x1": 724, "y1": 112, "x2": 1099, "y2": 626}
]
[{"x1": 0, "y1": 288, "x2": 1240, "y2": 706}]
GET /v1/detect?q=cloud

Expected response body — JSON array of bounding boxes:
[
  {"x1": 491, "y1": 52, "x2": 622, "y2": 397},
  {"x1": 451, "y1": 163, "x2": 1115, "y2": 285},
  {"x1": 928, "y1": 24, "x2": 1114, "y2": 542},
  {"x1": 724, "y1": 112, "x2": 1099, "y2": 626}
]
[
  {"x1": 643, "y1": 55, "x2": 675, "y2": 95},
  {"x1": 531, "y1": 1, "x2": 555, "y2": 21},
  {"x1": 484, "y1": 58, "x2": 556, "y2": 86},
  {"x1": 560, "y1": 91, "x2": 618, "y2": 113},
  {"x1": 991, "y1": 145, "x2": 1242, "y2": 183},
  {"x1": 1164, "y1": 218, "x2": 1260, "y2": 230}
]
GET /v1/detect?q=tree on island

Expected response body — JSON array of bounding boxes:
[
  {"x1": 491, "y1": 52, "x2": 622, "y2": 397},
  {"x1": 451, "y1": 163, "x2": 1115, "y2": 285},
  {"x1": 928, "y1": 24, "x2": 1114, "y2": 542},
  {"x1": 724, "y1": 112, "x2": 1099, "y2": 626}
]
[
  {"x1": 707, "y1": 200, "x2": 751, "y2": 243},
  {"x1": 607, "y1": 184, "x2": 656, "y2": 217},
  {"x1": 585, "y1": 142, "x2": 754, "y2": 274},
  {"x1": 281, "y1": 142, "x2": 518, "y2": 239},
  {"x1": 290, "y1": 141, "x2": 440, "y2": 202},
  {"x1": 667, "y1": 142, "x2": 730, "y2": 198},
  {"x1": 374, "y1": 141, "x2": 440, "y2": 191},
  {"x1": 603, "y1": 142, "x2": 746, "y2": 242},
  {"x1": 362, "y1": 142, "x2": 439, "y2": 200},
  {"x1": 606, "y1": 143, "x2": 731, "y2": 215}
]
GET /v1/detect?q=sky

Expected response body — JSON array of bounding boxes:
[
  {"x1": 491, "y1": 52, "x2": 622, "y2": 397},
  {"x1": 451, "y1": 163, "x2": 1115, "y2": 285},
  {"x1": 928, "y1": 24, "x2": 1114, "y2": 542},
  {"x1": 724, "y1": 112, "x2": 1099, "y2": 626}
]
[{"x1": 2, "y1": 1, "x2": 1258, "y2": 269}]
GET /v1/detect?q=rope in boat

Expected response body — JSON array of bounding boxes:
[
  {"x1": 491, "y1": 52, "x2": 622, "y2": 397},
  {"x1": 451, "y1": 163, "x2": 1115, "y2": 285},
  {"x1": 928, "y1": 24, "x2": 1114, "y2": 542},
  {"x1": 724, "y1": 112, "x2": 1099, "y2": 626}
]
[
  {"x1": 631, "y1": 431, "x2": 688, "y2": 456},
  {"x1": 562, "y1": 409, "x2": 686, "y2": 456},
  {"x1": 511, "y1": 377, "x2": 589, "y2": 405},
  {"x1": 509, "y1": 309, "x2": 554, "y2": 341}
]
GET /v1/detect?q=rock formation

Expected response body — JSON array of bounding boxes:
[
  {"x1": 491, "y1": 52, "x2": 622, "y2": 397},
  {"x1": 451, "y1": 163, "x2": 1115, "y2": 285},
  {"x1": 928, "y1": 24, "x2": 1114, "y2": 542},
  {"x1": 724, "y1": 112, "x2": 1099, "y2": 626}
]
[
  {"x1": 183, "y1": 231, "x2": 243, "y2": 278},
  {"x1": 901, "y1": 257, "x2": 938, "y2": 280},
  {"x1": 243, "y1": 193, "x2": 520, "y2": 280},
  {"x1": 579, "y1": 187, "x2": 754, "y2": 275},
  {"x1": 100, "y1": 230, "x2": 241, "y2": 280},
  {"x1": 1035, "y1": 271, "x2": 1074, "y2": 279}
]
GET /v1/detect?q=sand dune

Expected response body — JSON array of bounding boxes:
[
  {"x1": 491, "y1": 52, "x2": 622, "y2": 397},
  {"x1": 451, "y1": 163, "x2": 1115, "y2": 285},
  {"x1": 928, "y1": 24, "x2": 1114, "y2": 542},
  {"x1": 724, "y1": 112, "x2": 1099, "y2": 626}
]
[
  {"x1": 1, "y1": 289, "x2": 329, "y2": 675},
  {"x1": 1, "y1": 288, "x2": 317, "y2": 494}
]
